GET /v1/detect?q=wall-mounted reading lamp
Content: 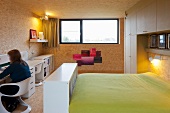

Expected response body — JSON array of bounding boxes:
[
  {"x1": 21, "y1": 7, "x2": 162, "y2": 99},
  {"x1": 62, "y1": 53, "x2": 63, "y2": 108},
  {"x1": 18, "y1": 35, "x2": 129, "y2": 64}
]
[
  {"x1": 149, "y1": 56, "x2": 153, "y2": 62},
  {"x1": 154, "y1": 55, "x2": 161, "y2": 60},
  {"x1": 149, "y1": 55, "x2": 161, "y2": 66}
]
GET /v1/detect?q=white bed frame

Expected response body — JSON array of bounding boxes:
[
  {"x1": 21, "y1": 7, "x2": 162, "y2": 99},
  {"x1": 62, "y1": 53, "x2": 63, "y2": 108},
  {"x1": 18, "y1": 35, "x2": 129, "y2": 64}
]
[{"x1": 43, "y1": 63, "x2": 78, "y2": 113}]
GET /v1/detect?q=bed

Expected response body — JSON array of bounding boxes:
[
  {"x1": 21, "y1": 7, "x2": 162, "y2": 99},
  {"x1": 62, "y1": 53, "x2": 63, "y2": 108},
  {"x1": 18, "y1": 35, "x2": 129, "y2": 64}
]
[{"x1": 69, "y1": 72, "x2": 170, "y2": 113}]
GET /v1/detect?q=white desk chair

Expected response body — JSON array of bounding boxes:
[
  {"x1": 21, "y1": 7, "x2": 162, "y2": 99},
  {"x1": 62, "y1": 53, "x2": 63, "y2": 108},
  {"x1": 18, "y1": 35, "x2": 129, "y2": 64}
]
[{"x1": 0, "y1": 78, "x2": 31, "y2": 113}]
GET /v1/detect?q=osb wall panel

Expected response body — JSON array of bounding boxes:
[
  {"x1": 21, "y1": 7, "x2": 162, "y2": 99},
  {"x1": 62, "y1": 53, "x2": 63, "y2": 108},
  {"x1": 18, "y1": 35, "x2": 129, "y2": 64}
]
[
  {"x1": 149, "y1": 54, "x2": 170, "y2": 80},
  {"x1": 147, "y1": 38, "x2": 170, "y2": 80},
  {"x1": 43, "y1": 18, "x2": 124, "y2": 73},
  {"x1": 13, "y1": 0, "x2": 140, "y2": 18},
  {"x1": 137, "y1": 35, "x2": 149, "y2": 73},
  {"x1": 0, "y1": 0, "x2": 43, "y2": 58}
]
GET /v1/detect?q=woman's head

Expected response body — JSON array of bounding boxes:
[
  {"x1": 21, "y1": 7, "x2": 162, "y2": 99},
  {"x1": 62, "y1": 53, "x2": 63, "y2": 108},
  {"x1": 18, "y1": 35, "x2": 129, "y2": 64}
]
[{"x1": 8, "y1": 49, "x2": 22, "y2": 63}]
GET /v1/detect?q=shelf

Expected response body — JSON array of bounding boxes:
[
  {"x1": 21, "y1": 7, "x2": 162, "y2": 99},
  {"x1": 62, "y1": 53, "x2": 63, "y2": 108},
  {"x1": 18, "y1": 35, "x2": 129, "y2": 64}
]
[
  {"x1": 30, "y1": 39, "x2": 48, "y2": 43},
  {"x1": 146, "y1": 48, "x2": 170, "y2": 56}
]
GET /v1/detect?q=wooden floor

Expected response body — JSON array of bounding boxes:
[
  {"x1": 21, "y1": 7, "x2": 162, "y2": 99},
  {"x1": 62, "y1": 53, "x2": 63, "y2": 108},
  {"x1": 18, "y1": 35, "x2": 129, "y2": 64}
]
[{"x1": 14, "y1": 85, "x2": 43, "y2": 113}]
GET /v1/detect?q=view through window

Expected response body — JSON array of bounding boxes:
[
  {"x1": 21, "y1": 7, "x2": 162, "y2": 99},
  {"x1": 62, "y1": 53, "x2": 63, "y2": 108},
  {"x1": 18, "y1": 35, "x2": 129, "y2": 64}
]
[{"x1": 60, "y1": 19, "x2": 119, "y2": 44}]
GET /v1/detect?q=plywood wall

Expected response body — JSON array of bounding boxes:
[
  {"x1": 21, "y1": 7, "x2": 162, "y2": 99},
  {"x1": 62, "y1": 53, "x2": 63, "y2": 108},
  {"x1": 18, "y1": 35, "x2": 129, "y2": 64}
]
[
  {"x1": 137, "y1": 34, "x2": 170, "y2": 79},
  {"x1": 149, "y1": 54, "x2": 170, "y2": 80},
  {"x1": 0, "y1": 0, "x2": 43, "y2": 58},
  {"x1": 147, "y1": 34, "x2": 170, "y2": 79},
  {"x1": 43, "y1": 18, "x2": 124, "y2": 73},
  {"x1": 137, "y1": 35, "x2": 149, "y2": 73}
]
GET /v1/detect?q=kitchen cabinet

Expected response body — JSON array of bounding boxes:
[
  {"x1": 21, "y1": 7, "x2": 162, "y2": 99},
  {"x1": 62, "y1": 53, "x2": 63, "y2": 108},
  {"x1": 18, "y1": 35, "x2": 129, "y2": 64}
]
[
  {"x1": 137, "y1": 1, "x2": 156, "y2": 34},
  {"x1": 157, "y1": 0, "x2": 170, "y2": 31}
]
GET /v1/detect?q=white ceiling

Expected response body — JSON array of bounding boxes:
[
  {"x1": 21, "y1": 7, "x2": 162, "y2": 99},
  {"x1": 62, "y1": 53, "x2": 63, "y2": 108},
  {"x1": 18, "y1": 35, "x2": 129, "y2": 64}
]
[{"x1": 13, "y1": 0, "x2": 140, "y2": 18}]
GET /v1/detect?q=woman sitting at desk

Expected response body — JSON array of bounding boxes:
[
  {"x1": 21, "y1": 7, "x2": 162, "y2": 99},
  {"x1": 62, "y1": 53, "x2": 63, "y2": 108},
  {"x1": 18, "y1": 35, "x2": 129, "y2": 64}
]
[{"x1": 0, "y1": 49, "x2": 31, "y2": 112}]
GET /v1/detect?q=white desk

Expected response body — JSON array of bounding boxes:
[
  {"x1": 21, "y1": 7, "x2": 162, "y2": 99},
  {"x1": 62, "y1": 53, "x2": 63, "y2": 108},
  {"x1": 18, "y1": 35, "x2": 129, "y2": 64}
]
[
  {"x1": 44, "y1": 63, "x2": 78, "y2": 113},
  {"x1": 33, "y1": 54, "x2": 54, "y2": 81},
  {"x1": 22, "y1": 66, "x2": 35, "y2": 98},
  {"x1": 33, "y1": 54, "x2": 53, "y2": 60},
  {"x1": 26, "y1": 60, "x2": 43, "y2": 67},
  {"x1": 26, "y1": 60, "x2": 44, "y2": 87}
]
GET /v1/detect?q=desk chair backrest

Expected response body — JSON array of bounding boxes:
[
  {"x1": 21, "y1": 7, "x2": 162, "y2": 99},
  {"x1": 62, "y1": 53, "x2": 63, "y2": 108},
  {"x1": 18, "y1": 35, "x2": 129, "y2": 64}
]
[
  {"x1": 0, "y1": 77, "x2": 31, "y2": 97},
  {"x1": 0, "y1": 77, "x2": 32, "y2": 113}
]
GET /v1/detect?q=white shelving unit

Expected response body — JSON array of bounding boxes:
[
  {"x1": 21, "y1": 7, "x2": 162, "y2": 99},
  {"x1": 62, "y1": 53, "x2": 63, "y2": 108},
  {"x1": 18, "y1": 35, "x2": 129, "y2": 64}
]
[
  {"x1": 146, "y1": 48, "x2": 170, "y2": 56},
  {"x1": 44, "y1": 63, "x2": 78, "y2": 113},
  {"x1": 30, "y1": 39, "x2": 48, "y2": 43}
]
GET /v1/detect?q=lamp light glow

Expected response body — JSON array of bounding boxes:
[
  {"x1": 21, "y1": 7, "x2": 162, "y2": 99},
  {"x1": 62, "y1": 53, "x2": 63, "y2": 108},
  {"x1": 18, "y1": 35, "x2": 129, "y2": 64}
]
[
  {"x1": 39, "y1": 32, "x2": 44, "y2": 39},
  {"x1": 151, "y1": 59, "x2": 160, "y2": 66},
  {"x1": 40, "y1": 15, "x2": 49, "y2": 20},
  {"x1": 154, "y1": 55, "x2": 161, "y2": 60},
  {"x1": 150, "y1": 55, "x2": 161, "y2": 66},
  {"x1": 44, "y1": 15, "x2": 48, "y2": 20},
  {"x1": 149, "y1": 57, "x2": 153, "y2": 62}
]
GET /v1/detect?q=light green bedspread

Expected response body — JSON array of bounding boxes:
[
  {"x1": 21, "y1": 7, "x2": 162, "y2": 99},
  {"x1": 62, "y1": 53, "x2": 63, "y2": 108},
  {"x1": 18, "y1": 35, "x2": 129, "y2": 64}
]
[{"x1": 69, "y1": 72, "x2": 170, "y2": 113}]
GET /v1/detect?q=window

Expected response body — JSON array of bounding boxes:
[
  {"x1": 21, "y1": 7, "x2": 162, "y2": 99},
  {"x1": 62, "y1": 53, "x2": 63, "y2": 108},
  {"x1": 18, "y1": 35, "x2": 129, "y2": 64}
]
[
  {"x1": 60, "y1": 21, "x2": 81, "y2": 43},
  {"x1": 59, "y1": 19, "x2": 119, "y2": 44}
]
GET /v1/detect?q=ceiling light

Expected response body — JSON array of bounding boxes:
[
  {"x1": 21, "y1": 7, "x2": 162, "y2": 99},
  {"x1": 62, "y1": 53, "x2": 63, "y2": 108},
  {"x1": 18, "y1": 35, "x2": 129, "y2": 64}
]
[{"x1": 40, "y1": 15, "x2": 49, "y2": 20}]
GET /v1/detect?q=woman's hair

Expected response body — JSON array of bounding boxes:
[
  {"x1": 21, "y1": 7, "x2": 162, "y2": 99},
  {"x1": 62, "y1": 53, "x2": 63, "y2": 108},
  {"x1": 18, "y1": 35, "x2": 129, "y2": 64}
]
[{"x1": 7, "y1": 49, "x2": 28, "y2": 66}]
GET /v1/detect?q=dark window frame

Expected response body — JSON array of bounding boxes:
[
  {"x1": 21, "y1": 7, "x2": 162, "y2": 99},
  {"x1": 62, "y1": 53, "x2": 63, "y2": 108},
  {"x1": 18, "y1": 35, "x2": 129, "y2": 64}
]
[{"x1": 59, "y1": 19, "x2": 119, "y2": 44}]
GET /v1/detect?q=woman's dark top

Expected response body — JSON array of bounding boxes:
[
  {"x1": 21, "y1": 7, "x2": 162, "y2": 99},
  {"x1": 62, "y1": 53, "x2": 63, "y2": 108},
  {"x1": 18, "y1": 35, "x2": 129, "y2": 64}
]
[{"x1": 0, "y1": 61, "x2": 31, "y2": 83}]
